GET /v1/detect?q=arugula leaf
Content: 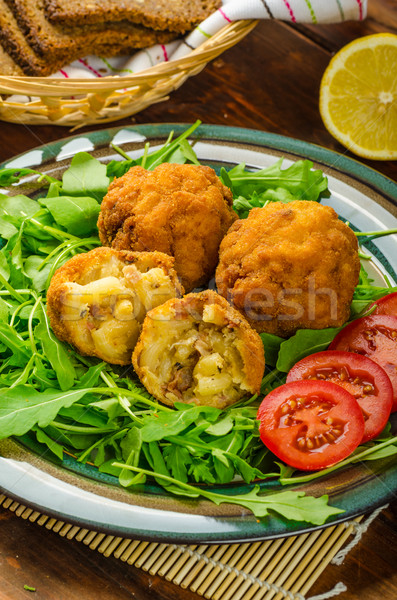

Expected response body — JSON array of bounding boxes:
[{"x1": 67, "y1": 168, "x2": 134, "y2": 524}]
[
  {"x1": 76, "y1": 362, "x2": 106, "y2": 389},
  {"x1": 121, "y1": 427, "x2": 142, "y2": 462},
  {"x1": 144, "y1": 441, "x2": 177, "y2": 490},
  {"x1": 119, "y1": 427, "x2": 144, "y2": 487},
  {"x1": 0, "y1": 322, "x2": 30, "y2": 362},
  {"x1": 31, "y1": 426, "x2": 64, "y2": 460},
  {"x1": 0, "y1": 297, "x2": 9, "y2": 321},
  {"x1": 99, "y1": 460, "x2": 124, "y2": 477},
  {"x1": 23, "y1": 210, "x2": 57, "y2": 241},
  {"x1": 112, "y1": 462, "x2": 343, "y2": 524},
  {"x1": 61, "y1": 153, "x2": 109, "y2": 202},
  {"x1": 142, "y1": 122, "x2": 201, "y2": 171},
  {"x1": 280, "y1": 436, "x2": 397, "y2": 485},
  {"x1": 205, "y1": 414, "x2": 234, "y2": 436},
  {"x1": 358, "y1": 445, "x2": 397, "y2": 461},
  {"x1": 35, "y1": 311, "x2": 76, "y2": 391},
  {"x1": 164, "y1": 139, "x2": 200, "y2": 165},
  {"x1": 212, "y1": 447, "x2": 235, "y2": 483},
  {"x1": 260, "y1": 332, "x2": 284, "y2": 367},
  {"x1": 0, "y1": 251, "x2": 10, "y2": 281},
  {"x1": 163, "y1": 444, "x2": 191, "y2": 483},
  {"x1": 276, "y1": 327, "x2": 343, "y2": 372},
  {"x1": 232, "y1": 455, "x2": 269, "y2": 483},
  {"x1": 0, "y1": 217, "x2": 18, "y2": 240},
  {"x1": 210, "y1": 430, "x2": 250, "y2": 483},
  {"x1": 207, "y1": 487, "x2": 343, "y2": 524},
  {"x1": 189, "y1": 457, "x2": 216, "y2": 483},
  {"x1": 141, "y1": 405, "x2": 220, "y2": 442},
  {"x1": 107, "y1": 121, "x2": 201, "y2": 179},
  {"x1": 58, "y1": 404, "x2": 108, "y2": 428},
  {"x1": 24, "y1": 256, "x2": 54, "y2": 293},
  {"x1": 39, "y1": 196, "x2": 100, "y2": 236},
  {"x1": 224, "y1": 159, "x2": 329, "y2": 219},
  {"x1": 276, "y1": 462, "x2": 296, "y2": 479},
  {"x1": 232, "y1": 188, "x2": 300, "y2": 219},
  {"x1": 0, "y1": 194, "x2": 40, "y2": 223},
  {"x1": 350, "y1": 265, "x2": 397, "y2": 318},
  {"x1": 0, "y1": 386, "x2": 91, "y2": 439},
  {"x1": 0, "y1": 168, "x2": 58, "y2": 186}
]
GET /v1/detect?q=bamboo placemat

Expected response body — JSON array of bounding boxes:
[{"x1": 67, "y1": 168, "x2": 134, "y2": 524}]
[{"x1": 0, "y1": 493, "x2": 385, "y2": 600}]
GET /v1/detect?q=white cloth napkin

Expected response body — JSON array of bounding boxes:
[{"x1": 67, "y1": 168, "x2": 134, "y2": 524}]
[{"x1": 51, "y1": 0, "x2": 368, "y2": 79}]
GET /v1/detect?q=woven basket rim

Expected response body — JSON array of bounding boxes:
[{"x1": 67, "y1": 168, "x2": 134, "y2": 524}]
[
  {"x1": 0, "y1": 20, "x2": 257, "y2": 93},
  {"x1": 0, "y1": 19, "x2": 257, "y2": 126}
]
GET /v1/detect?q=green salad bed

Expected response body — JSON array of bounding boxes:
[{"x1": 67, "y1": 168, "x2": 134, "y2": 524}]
[{"x1": 0, "y1": 121, "x2": 396, "y2": 526}]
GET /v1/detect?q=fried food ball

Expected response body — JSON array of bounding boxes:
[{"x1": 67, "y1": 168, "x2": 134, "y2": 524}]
[
  {"x1": 132, "y1": 290, "x2": 265, "y2": 409},
  {"x1": 47, "y1": 247, "x2": 183, "y2": 365},
  {"x1": 216, "y1": 201, "x2": 360, "y2": 337},
  {"x1": 97, "y1": 163, "x2": 237, "y2": 292}
]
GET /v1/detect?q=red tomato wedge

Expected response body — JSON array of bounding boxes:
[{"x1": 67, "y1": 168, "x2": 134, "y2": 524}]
[
  {"x1": 257, "y1": 380, "x2": 365, "y2": 471},
  {"x1": 369, "y1": 292, "x2": 397, "y2": 316},
  {"x1": 286, "y1": 351, "x2": 393, "y2": 443},
  {"x1": 329, "y1": 315, "x2": 397, "y2": 412}
]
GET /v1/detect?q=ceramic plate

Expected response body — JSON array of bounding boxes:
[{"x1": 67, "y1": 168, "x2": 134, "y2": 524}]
[{"x1": 0, "y1": 124, "x2": 396, "y2": 544}]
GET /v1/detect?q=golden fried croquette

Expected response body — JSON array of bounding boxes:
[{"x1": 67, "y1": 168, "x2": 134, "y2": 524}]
[
  {"x1": 132, "y1": 290, "x2": 265, "y2": 409},
  {"x1": 47, "y1": 247, "x2": 183, "y2": 365},
  {"x1": 97, "y1": 163, "x2": 237, "y2": 292},
  {"x1": 216, "y1": 201, "x2": 360, "y2": 337}
]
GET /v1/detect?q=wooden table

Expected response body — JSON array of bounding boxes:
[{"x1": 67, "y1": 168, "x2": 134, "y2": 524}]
[{"x1": 0, "y1": 1, "x2": 396, "y2": 598}]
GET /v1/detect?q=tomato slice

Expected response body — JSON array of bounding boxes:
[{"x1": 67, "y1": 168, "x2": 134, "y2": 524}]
[
  {"x1": 369, "y1": 292, "x2": 397, "y2": 316},
  {"x1": 257, "y1": 380, "x2": 365, "y2": 471},
  {"x1": 286, "y1": 351, "x2": 393, "y2": 443},
  {"x1": 329, "y1": 315, "x2": 397, "y2": 412}
]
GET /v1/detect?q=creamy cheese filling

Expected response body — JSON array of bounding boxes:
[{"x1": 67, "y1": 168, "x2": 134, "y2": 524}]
[
  {"x1": 60, "y1": 256, "x2": 178, "y2": 364},
  {"x1": 138, "y1": 306, "x2": 251, "y2": 408}
]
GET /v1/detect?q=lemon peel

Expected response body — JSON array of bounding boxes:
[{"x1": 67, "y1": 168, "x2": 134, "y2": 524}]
[{"x1": 320, "y1": 33, "x2": 397, "y2": 160}]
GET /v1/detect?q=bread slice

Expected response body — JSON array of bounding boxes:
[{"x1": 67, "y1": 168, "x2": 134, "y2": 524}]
[
  {"x1": 0, "y1": 0, "x2": 63, "y2": 75},
  {"x1": 0, "y1": 0, "x2": 174, "y2": 76},
  {"x1": 44, "y1": 0, "x2": 221, "y2": 34},
  {"x1": 0, "y1": 43, "x2": 24, "y2": 75},
  {"x1": 5, "y1": 0, "x2": 177, "y2": 61}
]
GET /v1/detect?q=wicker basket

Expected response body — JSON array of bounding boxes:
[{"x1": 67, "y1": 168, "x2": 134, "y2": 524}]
[{"x1": 0, "y1": 20, "x2": 256, "y2": 128}]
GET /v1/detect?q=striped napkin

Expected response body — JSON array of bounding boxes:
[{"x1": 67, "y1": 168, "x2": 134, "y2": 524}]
[{"x1": 52, "y1": 0, "x2": 368, "y2": 79}]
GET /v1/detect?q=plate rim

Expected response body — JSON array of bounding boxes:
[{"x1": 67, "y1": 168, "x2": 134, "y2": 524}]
[
  {"x1": 2, "y1": 122, "x2": 396, "y2": 209},
  {"x1": 0, "y1": 123, "x2": 396, "y2": 543}
]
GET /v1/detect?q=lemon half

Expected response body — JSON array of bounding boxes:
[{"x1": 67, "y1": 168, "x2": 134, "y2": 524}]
[{"x1": 319, "y1": 33, "x2": 397, "y2": 160}]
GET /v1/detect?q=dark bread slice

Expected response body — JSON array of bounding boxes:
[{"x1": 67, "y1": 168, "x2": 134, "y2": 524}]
[
  {"x1": 0, "y1": 43, "x2": 24, "y2": 75},
  {"x1": 0, "y1": 0, "x2": 64, "y2": 75},
  {"x1": 5, "y1": 0, "x2": 177, "y2": 60},
  {"x1": 0, "y1": 0, "x2": 171, "y2": 76},
  {"x1": 44, "y1": 0, "x2": 221, "y2": 34}
]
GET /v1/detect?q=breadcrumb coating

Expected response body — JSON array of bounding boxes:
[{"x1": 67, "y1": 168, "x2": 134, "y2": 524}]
[
  {"x1": 98, "y1": 163, "x2": 237, "y2": 292},
  {"x1": 216, "y1": 201, "x2": 360, "y2": 337},
  {"x1": 132, "y1": 290, "x2": 265, "y2": 409},
  {"x1": 46, "y1": 246, "x2": 183, "y2": 364}
]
